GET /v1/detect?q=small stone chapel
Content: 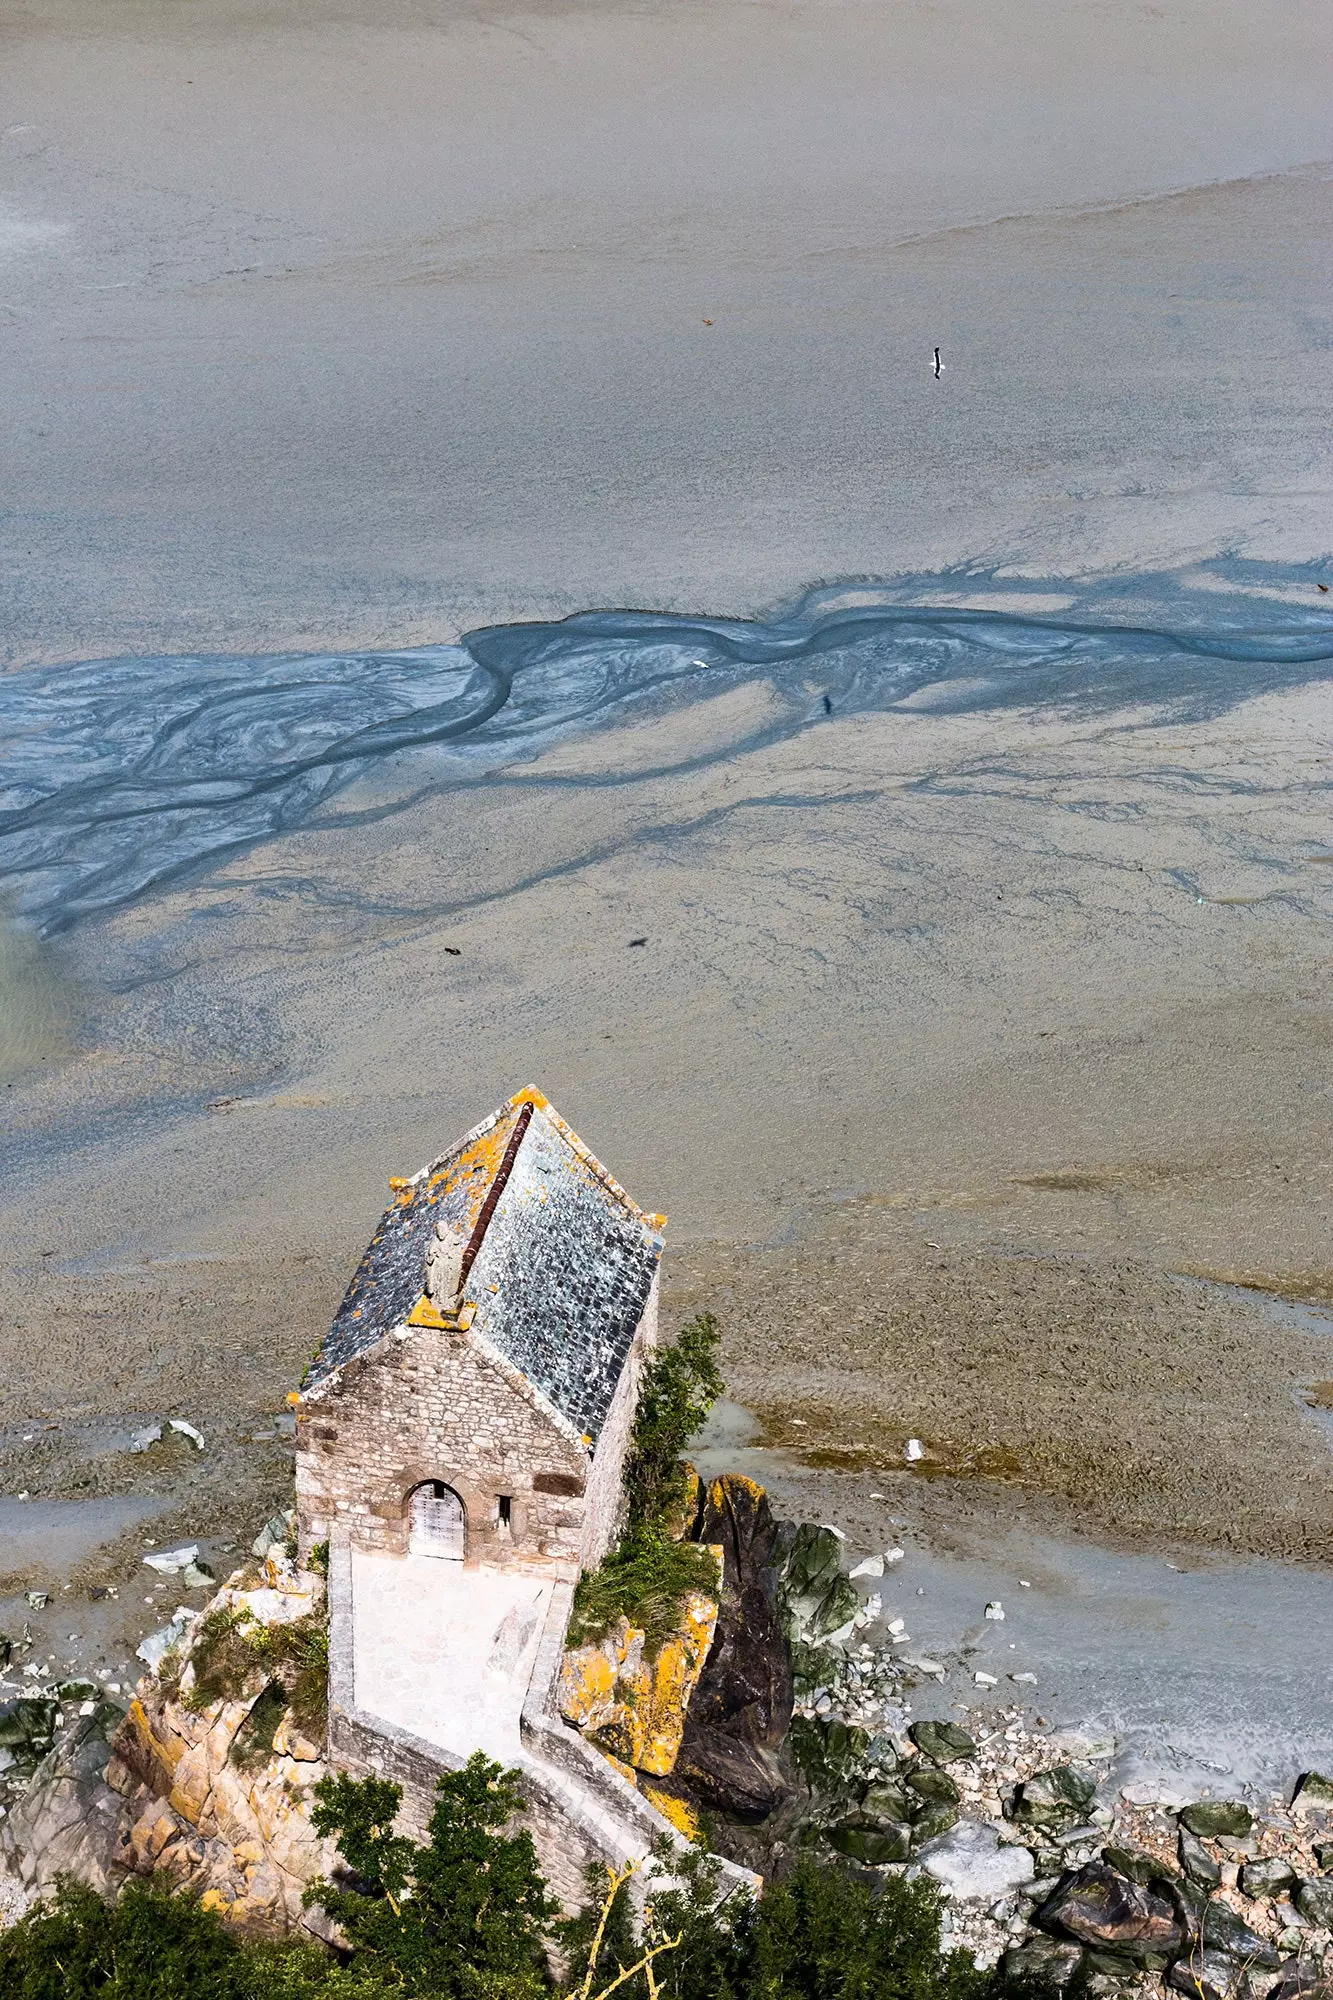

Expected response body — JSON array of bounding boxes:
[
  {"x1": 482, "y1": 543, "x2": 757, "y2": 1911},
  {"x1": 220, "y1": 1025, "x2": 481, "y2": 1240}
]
[{"x1": 295, "y1": 1086, "x2": 665, "y2": 1576}]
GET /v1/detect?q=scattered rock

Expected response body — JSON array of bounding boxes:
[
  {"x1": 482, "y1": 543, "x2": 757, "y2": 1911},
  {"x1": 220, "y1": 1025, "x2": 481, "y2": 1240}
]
[
  {"x1": 905, "y1": 1439, "x2": 925, "y2": 1462},
  {"x1": 1240, "y1": 1856, "x2": 1296, "y2": 1898},
  {"x1": 985, "y1": 1602, "x2": 1005, "y2": 1622},
  {"x1": 1165, "y1": 1949, "x2": 1246, "y2": 2000},
  {"x1": 828, "y1": 1818, "x2": 912, "y2": 1864},
  {"x1": 1180, "y1": 1802, "x2": 1253, "y2": 1840},
  {"x1": 169, "y1": 1420, "x2": 205, "y2": 1450},
  {"x1": 1178, "y1": 1828, "x2": 1223, "y2": 1888},
  {"x1": 143, "y1": 1545, "x2": 200, "y2": 1575},
  {"x1": 1003, "y1": 1938, "x2": 1086, "y2": 1990},
  {"x1": 849, "y1": 1555, "x2": 884, "y2": 1580},
  {"x1": 906, "y1": 1765, "x2": 962, "y2": 1805},
  {"x1": 1295, "y1": 1878, "x2": 1333, "y2": 1928},
  {"x1": 1009, "y1": 1765, "x2": 1099, "y2": 1831},
  {"x1": 136, "y1": 1608, "x2": 198, "y2": 1671},
  {"x1": 909, "y1": 1720, "x2": 976, "y2": 1765},
  {"x1": 918, "y1": 1820, "x2": 1036, "y2": 1903},
  {"x1": 1199, "y1": 1897, "x2": 1281, "y2": 1969},
  {"x1": 911, "y1": 1799, "x2": 960, "y2": 1843},
  {"x1": 25, "y1": 1592, "x2": 49, "y2": 1612},
  {"x1": 1105, "y1": 1844, "x2": 1176, "y2": 1887},
  {"x1": 1293, "y1": 1775, "x2": 1333, "y2": 1812},
  {"x1": 128, "y1": 1425, "x2": 163, "y2": 1454},
  {"x1": 1036, "y1": 1860, "x2": 1186, "y2": 1964}
]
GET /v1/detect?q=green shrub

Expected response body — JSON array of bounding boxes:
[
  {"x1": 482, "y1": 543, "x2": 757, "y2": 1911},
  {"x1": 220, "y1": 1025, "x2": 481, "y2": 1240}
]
[
  {"x1": 568, "y1": 1538, "x2": 721, "y2": 1654},
  {"x1": 185, "y1": 1608, "x2": 265, "y2": 1712},
  {"x1": 570, "y1": 1314, "x2": 725, "y2": 1652},
  {"x1": 307, "y1": 1751, "x2": 558, "y2": 1999},
  {"x1": 623, "y1": 1313, "x2": 724, "y2": 1536}
]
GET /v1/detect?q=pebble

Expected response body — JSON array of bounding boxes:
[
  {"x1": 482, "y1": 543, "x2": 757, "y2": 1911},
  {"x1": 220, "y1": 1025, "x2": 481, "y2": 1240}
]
[{"x1": 985, "y1": 1602, "x2": 1005, "y2": 1621}]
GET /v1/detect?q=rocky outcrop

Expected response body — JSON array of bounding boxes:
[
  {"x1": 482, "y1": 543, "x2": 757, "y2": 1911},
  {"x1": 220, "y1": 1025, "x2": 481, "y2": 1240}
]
[
  {"x1": 102, "y1": 1551, "x2": 335, "y2": 1930},
  {"x1": 0, "y1": 1709, "x2": 127, "y2": 1901},
  {"x1": 670, "y1": 1476, "x2": 795, "y2": 1823},
  {"x1": 1, "y1": 1550, "x2": 335, "y2": 1937},
  {"x1": 558, "y1": 1590, "x2": 719, "y2": 1780}
]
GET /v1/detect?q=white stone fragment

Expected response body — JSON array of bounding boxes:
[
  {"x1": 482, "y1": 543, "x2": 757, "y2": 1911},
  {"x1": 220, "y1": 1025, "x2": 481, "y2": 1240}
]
[
  {"x1": 143, "y1": 1544, "x2": 199, "y2": 1574},
  {"x1": 850, "y1": 1554, "x2": 885, "y2": 1579},
  {"x1": 985, "y1": 1601, "x2": 1005, "y2": 1621},
  {"x1": 905, "y1": 1438, "x2": 925, "y2": 1461},
  {"x1": 169, "y1": 1419, "x2": 205, "y2": 1449},
  {"x1": 1010, "y1": 1672, "x2": 1038, "y2": 1685},
  {"x1": 887, "y1": 1617, "x2": 906, "y2": 1636},
  {"x1": 918, "y1": 1820, "x2": 1036, "y2": 1902},
  {"x1": 128, "y1": 1424, "x2": 162, "y2": 1453},
  {"x1": 974, "y1": 1671, "x2": 999, "y2": 1687},
  {"x1": 885, "y1": 1547, "x2": 905, "y2": 1564}
]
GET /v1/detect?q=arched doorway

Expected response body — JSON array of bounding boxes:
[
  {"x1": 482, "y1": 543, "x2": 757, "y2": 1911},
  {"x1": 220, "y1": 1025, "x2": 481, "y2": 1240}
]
[{"x1": 408, "y1": 1480, "x2": 465, "y2": 1559}]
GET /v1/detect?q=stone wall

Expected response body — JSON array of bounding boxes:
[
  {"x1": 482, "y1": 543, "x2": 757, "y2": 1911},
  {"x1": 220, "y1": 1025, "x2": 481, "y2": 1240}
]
[
  {"x1": 296, "y1": 1321, "x2": 593, "y2": 1574},
  {"x1": 580, "y1": 1274, "x2": 658, "y2": 1570}
]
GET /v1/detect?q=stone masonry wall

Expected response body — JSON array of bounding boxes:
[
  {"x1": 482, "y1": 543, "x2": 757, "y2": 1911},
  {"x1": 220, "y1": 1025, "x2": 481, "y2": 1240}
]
[
  {"x1": 580, "y1": 1275, "x2": 659, "y2": 1570},
  {"x1": 296, "y1": 1323, "x2": 593, "y2": 1574}
]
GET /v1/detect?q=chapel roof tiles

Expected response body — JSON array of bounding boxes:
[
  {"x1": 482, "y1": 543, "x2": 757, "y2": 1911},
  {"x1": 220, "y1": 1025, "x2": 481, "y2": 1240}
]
[{"x1": 306, "y1": 1089, "x2": 665, "y2": 1442}]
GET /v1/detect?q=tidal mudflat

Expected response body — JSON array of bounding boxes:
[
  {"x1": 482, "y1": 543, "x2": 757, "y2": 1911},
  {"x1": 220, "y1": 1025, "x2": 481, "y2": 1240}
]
[{"x1": 2, "y1": 0, "x2": 1332, "y2": 1804}]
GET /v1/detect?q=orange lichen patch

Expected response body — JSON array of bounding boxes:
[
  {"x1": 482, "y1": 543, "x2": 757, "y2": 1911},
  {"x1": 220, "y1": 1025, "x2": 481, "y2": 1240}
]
[
  {"x1": 444, "y1": 1105, "x2": 525, "y2": 1240},
  {"x1": 643, "y1": 1786, "x2": 701, "y2": 1842},
  {"x1": 388, "y1": 1176, "x2": 412, "y2": 1192},
  {"x1": 603, "y1": 1752, "x2": 639, "y2": 1788}
]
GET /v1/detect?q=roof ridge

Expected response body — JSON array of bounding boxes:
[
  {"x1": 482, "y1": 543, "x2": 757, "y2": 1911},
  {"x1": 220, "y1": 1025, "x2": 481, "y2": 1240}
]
[{"x1": 510, "y1": 1087, "x2": 667, "y2": 1236}]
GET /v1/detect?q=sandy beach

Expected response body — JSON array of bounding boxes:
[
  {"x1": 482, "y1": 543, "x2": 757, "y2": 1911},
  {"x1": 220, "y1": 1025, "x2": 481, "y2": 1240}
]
[{"x1": 1, "y1": 0, "x2": 1332, "y2": 1771}]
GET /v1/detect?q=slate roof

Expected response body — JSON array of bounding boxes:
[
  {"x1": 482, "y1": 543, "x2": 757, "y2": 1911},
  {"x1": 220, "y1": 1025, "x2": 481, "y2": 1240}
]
[{"x1": 306, "y1": 1089, "x2": 665, "y2": 1443}]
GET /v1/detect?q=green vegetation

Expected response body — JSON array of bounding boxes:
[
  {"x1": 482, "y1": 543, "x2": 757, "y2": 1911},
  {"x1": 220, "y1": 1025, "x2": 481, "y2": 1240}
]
[
  {"x1": 306, "y1": 1754, "x2": 557, "y2": 1999},
  {"x1": 185, "y1": 1603, "x2": 329, "y2": 1740},
  {"x1": 562, "y1": 1841, "x2": 1000, "y2": 2000},
  {"x1": 0, "y1": 1755, "x2": 1037, "y2": 2000},
  {"x1": 568, "y1": 1314, "x2": 725, "y2": 1652}
]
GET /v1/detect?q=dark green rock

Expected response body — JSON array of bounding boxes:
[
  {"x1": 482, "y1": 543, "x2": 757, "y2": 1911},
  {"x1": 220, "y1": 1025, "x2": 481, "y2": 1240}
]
[
  {"x1": 56, "y1": 1680, "x2": 100, "y2": 1702},
  {"x1": 0, "y1": 1698, "x2": 57, "y2": 1750},
  {"x1": 1179, "y1": 1801, "x2": 1253, "y2": 1839},
  {"x1": 788, "y1": 1714, "x2": 869, "y2": 1795},
  {"x1": 1002, "y1": 1939, "x2": 1086, "y2": 1991},
  {"x1": 1315, "y1": 1844, "x2": 1333, "y2": 1871},
  {"x1": 1009, "y1": 1764, "x2": 1099, "y2": 1828},
  {"x1": 1295, "y1": 1877, "x2": 1333, "y2": 1928},
  {"x1": 1103, "y1": 1844, "x2": 1175, "y2": 1886},
  {"x1": 780, "y1": 1523, "x2": 845, "y2": 1600},
  {"x1": 860, "y1": 1781, "x2": 913, "y2": 1827},
  {"x1": 809, "y1": 1574, "x2": 860, "y2": 1638},
  {"x1": 1240, "y1": 1856, "x2": 1296, "y2": 1899},
  {"x1": 909, "y1": 1719, "x2": 977, "y2": 1765},
  {"x1": 905, "y1": 1764, "x2": 961, "y2": 1803},
  {"x1": 1200, "y1": 1897, "x2": 1281, "y2": 1968},
  {"x1": 827, "y1": 1818, "x2": 912, "y2": 1865},
  {"x1": 1178, "y1": 1827, "x2": 1223, "y2": 1888},
  {"x1": 910, "y1": 1799, "x2": 959, "y2": 1843}
]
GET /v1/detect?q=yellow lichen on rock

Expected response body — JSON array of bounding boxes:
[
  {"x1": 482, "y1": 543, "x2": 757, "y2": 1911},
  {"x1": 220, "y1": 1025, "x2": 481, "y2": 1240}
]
[
  {"x1": 641, "y1": 1786, "x2": 701, "y2": 1843},
  {"x1": 559, "y1": 1577, "x2": 719, "y2": 1782}
]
